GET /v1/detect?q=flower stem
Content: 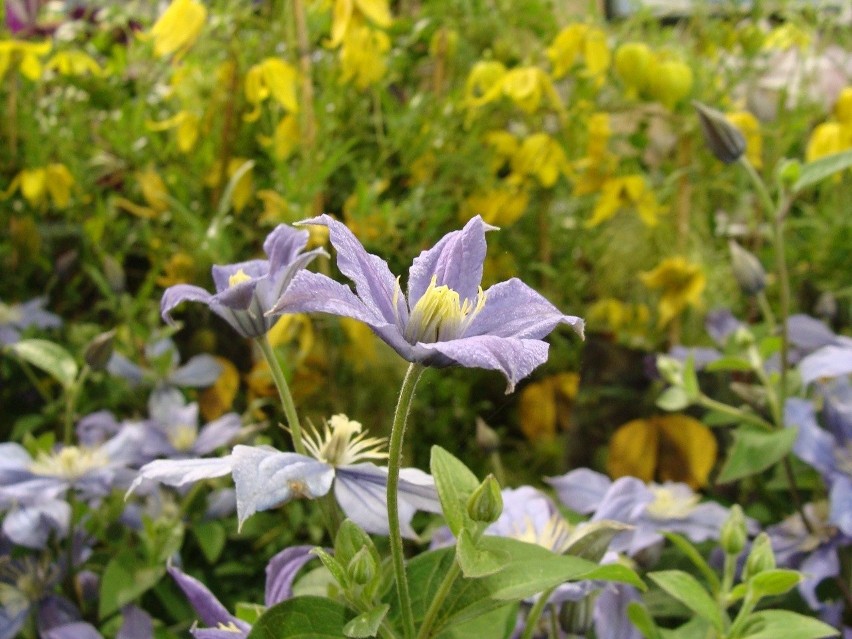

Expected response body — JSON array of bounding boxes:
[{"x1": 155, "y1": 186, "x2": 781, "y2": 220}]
[
  {"x1": 388, "y1": 363, "x2": 424, "y2": 639},
  {"x1": 520, "y1": 586, "x2": 557, "y2": 639},
  {"x1": 63, "y1": 365, "x2": 90, "y2": 445},
  {"x1": 416, "y1": 560, "x2": 460, "y2": 639},
  {"x1": 256, "y1": 334, "x2": 306, "y2": 456}
]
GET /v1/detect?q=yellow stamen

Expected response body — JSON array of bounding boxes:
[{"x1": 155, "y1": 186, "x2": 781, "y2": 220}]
[
  {"x1": 404, "y1": 275, "x2": 486, "y2": 344},
  {"x1": 228, "y1": 268, "x2": 252, "y2": 287}
]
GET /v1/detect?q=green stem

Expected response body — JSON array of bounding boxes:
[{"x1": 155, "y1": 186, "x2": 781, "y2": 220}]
[
  {"x1": 256, "y1": 335, "x2": 306, "y2": 455},
  {"x1": 696, "y1": 394, "x2": 774, "y2": 431},
  {"x1": 63, "y1": 365, "x2": 90, "y2": 445},
  {"x1": 416, "y1": 561, "x2": 461, "y2": 639},
  {"x1": 520, "y1": 586, "x2": 557, "y2": 639},
  {"x1": 387, "y1": 363, "x2": 424, "y2": 639},
  {"x1": 755, "y1": 292, "x2": 776, "y2": 330}
]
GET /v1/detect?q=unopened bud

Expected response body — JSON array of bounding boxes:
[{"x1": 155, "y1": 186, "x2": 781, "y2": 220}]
[
  {"x1": 647, "y1": 60, "x2": 693, "y2": 109},
  {"x1": 656, "y1": 355, "x2": 684, "y2": 387},
  {"x1": 103, "y1": 255, "x2": 126, "y2": 293},
  {"x1": 694, "y1": 101, "x2": 746, "y2": 164},
  {"x1": 614, "y1": 42, "x2": 652, "y2": 91},
  {"x1": 475, "y1": 417, "x2": 500, "y2": 454},
  {"x1": 335, "y1": 519, "x2": 376, "y2": 567},
  {"x1": 729, "y1": 241, "x2": 766, "y2": 296},
  {"x1": 720, "y1": 504, "x2": 747, "y2": 556},
  {"x1": 743, "y1": 532, "x2": 776, "y2": 581},
  {"x1": 776, "y1": 159, "x2": 801, "y2": 189},
  {"x1": 84, "y1": 330, "x2": 116, "y2": 371},
  {"x1": 347, "y1": 547, "x2": 377, "y2": 586},
  {"x1": 559, "y1": 595, "x2": 596, "y2": 635},
  {"x1": 466, "y1": 474, "x2": 503, "y2": 525}
]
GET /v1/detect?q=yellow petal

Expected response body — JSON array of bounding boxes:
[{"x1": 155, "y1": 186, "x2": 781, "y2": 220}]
[
  {"x1": 608, "y1": 418, "x2": 659, "y2": 482},
  {"x1": 656, "y1": 414, "x2": 717, "y2": 488},
  {"x1": 177, "y1": 112, "x2": 200, "y2": 153},
  {"x1": 465, "y1": 60, "x2": 506, "y2": 109},
  {"x1": 271, "y1": 114, "x2": 300, "y2": 160},
  {"x1": 583, "y1": 27, "x2": 610, "y2": 77},
  {"x1": 354, "y1": 0, "x2": 392, "y2": 27},
  {"x1": 45, "y1": 164, "x2": 74, "y2": 209},
  {"x1": 329, "y1": 0, "x2": 354, "y2": 48},
  {"x1": 200, "y1": 357, "x2": 240, "y2": 421},
  {"x1": 547, "y1": 24, "x2": 587, "y2": 79},
  {"x1": 150, "y1": 0, "x2": 207, "y2": 59},
  {"x1": 20, "y1": 168, "x2": 47, "y2": 207},
  {"x1": 137, "y1": 168, "x2": 169, "y2": 212},
  {"x1": 261, "y1": 59, "x2": 299, "y2": 113},
  {"x1": 113, "y1": 196, "x2": 158, "y2": 219}
]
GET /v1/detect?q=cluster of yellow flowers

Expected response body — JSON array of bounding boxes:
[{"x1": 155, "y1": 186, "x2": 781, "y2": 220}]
[
  {"x1": 327, "y1": 0, "x2": 393, "y2": 90},
  {"x1": 806, "y1": 87, "x2": 852, "y2": 162}
]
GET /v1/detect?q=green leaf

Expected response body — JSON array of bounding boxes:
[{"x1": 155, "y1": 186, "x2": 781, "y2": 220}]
[
  {"x1": 717, "y1": 426, "x2": 798, "y2": 483},
  {"x1": 656, "y1": 387, "x2": 690, "y2": 411},
  {"x1": 343, "y1": 603, "x2": 389, "y2": 638},
  {"x1": 740, "y1": 610, "x2": 839, "y2": 639},
  {"x1": 747, "y1": 569, "x2": 801, "y2": 599},
  {"x1": 247, "y1": 596, "x2": 354, "y2": 639},
  {"x1": 626, "y1": 602, "x2": 663, "y2": 639},
  {"x1": 662, "y1": 533, "x2": 720, "y2": 594},
  {"x1": 236, "y1": 602, "x2": 267, "y2": 624},
  {"x1": 312, "y1": 547, "x2": 349, "y2": 591},
  {"x1": 7, "y1": 339, "x2": 78, "y2": 389},
  {"x1": 648, "y1": 570, "x2": 722, "y2": 632},
  {"x1": 758, "y1": 336, "x2": 782, "y2": 359},
  {"x1": 437, "y1": 603, "x2": 517, "y2": 639},
  {"x1": 430, "y1": 446, "x2": 481, "y2": 536},
  {"x1": 456, "y1": 529, "x2": 509, "y2": 578},
  {"x1": 192, "y1": 521, "x2": 227, "y2": 564},
  {"x1": 564, "y1": 520, "x2": 632, "y2": 563},
  {"x1": 682, "y1": 355, "x2": 700, "y2": 400},
  {"x1": 793, "y1": 148, "x2": 852, "y2": 193},
  {"x1": 703, "y1": 410, "x2": 742, "y2": 427},
  {"x1": 705, "y1": 356, "x2": 753, "y2": 373},
  {"x1": 99, "y1": 551, "x2": 165, "y2": 619}
]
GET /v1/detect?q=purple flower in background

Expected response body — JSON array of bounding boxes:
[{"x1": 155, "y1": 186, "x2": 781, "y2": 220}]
[
  {"x1": 0, "y1": 297, "x2": 61, "y2": 345},
  {"x1": 5, "y1": 0, "x2": 45, "y2": 34},
  {"x1": 130, "y1": 415, "x2": 441, "y2": 538},
  {"x1": 141, "y1": 387, "x2": 242, "y2": 459},
  {"x1": 270, "y1": 215, "x2": 583, "y2": 392},
  {"x1": 107, "y1": 336, "x2": 221, "y2": 390},
  {"x1": 548, "y1": 469, "x2": 745, "y2": 556},
  {"x1": 168, "y1": 545, "x2": 316, "y2": 638},
  {"x1": 161, "y1": 225, "x2": 326, "y2": 338}
]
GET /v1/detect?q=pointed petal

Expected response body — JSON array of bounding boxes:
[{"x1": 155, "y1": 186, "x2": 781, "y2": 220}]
[
  {"x1": 257, "y1": 247, "x2": 327, "y2": 312},
  {"x1": 194, "y1": 414, "x2": 242, "y2": 455},
  {"x1": 126, "y1": 456, "x2": 234, "y2": 496},
  {"x1": 117, "y1": 606, "x2": 154, "y2": 639},
  {"x1": 592, "y1": 476, "x2": 652, "y2": 524},
  {"x1": 211, "y1": 261, "x2": 267, "y2": 295},
  {"x1": 170, "y1": 355, "x2": 223, "y2": 387},
  {"x1": 264, "y1": 545, "x2": 316, "y2": 606},
  {"x1": 106, "y1": 352, "x2": 145, "y2": 385},
  {"x1": 467, "y1": 278, "x2": 584, "y2": 340},
  {"x1": 830, "y1": 474, "x2": 852, "y2": 536},
  {"x1": 264, "y1": 224, "x2": 310, "y2": 270},
  {"x1": 334, "y1": 465, "x2": 416, "y2": 538},
  {"x1": 168, "y1": 566, "x2": 249, "y2": 631},
  {"x1": 799, "y1": 343, "x2": 852, "y2": 385},
  {"x1": 42, "y1": 622, "x2": 103, "y2": 639},
  {"x1": 2, "y1": 500, "x2": 71, "y2": 548},
  {"x1": 786, "y1": 398, "x2": 837, "y2": 476},
  {"x1": 161, "y1": 284, "x2": 214, "y2": 325},
  {"x1": 547, "y1": 468, "x2": 613, "y2": 514},
  {"x1": 299, "y1": 214, "x2": 406, "y2": 326},
  {"x1": 408, "y1": 216, "x2": 495, "y2": 304},
  {"x1": 419, "y1": 335, "x2": 550, "y2": 393},
  {"x1": 231, "y1": 446, "x2": 334, "y2": 527}
]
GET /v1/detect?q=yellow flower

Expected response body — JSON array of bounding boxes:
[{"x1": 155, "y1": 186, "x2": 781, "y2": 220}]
[
  {"x1": 146, "y1": 111, "x2": 200, "y2": 153},
  {"x1": 613, "y1": 41, "x2": 653, "y2": 96},
  {"x1": 205, "y1": 158, "x2": 254, "y2": 213},
  {"x1": 339, "y1": 25, "x2": 390, "y2": 90},
  {"x1": 4, "y1": 164, "x2": 74, "y2": 209},
  {"x1": 45, "y1": 50, "x2": 104, "y2": 77},
  {"x1": 835, "y1": 87, "x2": 852, "y2": 125},
  {"x1": 199, "y1": 357, "x2": 240, "y2": 421},
  {"x1": 244, "y1": 58, "x2": 299, "y2": 122},
  {"x1": 0, "y1": 39, "x2": 51, "y2": 81},
  {"x1": 726, "y1": 111, "x2": 762, "y2": 169},
  {"x1": 640, "y1": 256, "x2": 706, "y2": 327},
  {"x1": 586, "y1": 174, "x2": 662, "y2": 227},
  {"x1": 157, "y1": 252, "x2": 196, "y2": 287},
  {"x1": 329, "y1": 0, "x2": 392, "y2": 48},
  {"x1": 547, "y1": 24, "x2": 610, "y2": 80},
  {"x1": 462, "y1": 180, "x2": 529, "y2": 227},
  {"x1": 518, "y1": 373, "x2": 579, "y2": 443},
  {"x1": 645, "y1": 57, "x2": 693, "y2": 110},
  {"x1": 483, "y1": 130, "x2": 519, "y2": 173},
  {"x1": 608, "y1": 414, "x2": 717, "y2": 488},
  {"x1": 805, "y1": 122, "x2": 847, "y2": 162},
  {"x1": 464, "y1": 60, "x2": 506, "y2": 109},
  {"x1": 763, "y1": 23, "x2": 810, "y2": 51},
  {"x1": 147, "y1": 0, "x2": 207, "y2": 59},
  {"x1": 115, "y1": 168, "x2": 170, "y2": 219},
  {"x1": 500, "y1": 66, "x2": 562, "y2": 114},
  {"x1": 511, "y1": 133, "x2": 570, "y2": 188},
  {"x1": 585, "y1": 112, "x2": 611, "y2": 162}
]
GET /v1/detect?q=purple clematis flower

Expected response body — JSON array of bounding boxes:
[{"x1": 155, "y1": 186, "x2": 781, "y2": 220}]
[
  {"x1": 0, "y1": 297, "x2": 62, "y2": 345},
  {"x1": 548, "y1": 469, "x2": 748, "y2": 556},
  {"x1": 269, "y1": 215, "x2": 583, "y2": 392},
  {"x1": 107, "y1": 336, "x2": 222, "y2": 390},
  {"x1": 129, "y1": 415, "x2": 441, "y2": 538},
  {"x1": 168, "y1": 545, "x2": 316, "y2": 638},
  {"x1": 161, "y1": 225, "x2": 326, "y2": 338}
]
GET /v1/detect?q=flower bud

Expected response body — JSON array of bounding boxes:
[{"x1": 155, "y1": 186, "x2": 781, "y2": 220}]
[
  {"x1": 729, "y1": 241, "x2": 766, "y2": 296},
  {"x1": 720, "y1": 504, "x2": 747, "y2": 556},
  {"x1": 655, "y1": 355, "x2": 684, "y2": 387},
  {"x1": 743, "y1": 532, "x2": 776, "y2": 581},
  {"x1": 776, "y1": 159, "x2": 801, "y2": 189},
  {"x1": 347, "y1": 547, "x2": 378, "y2": 586},
  {"x1": 694, "y1": 101, "x2": 746, "y2": 164},
  {"x1": 84, "y1": 329, "x2": 116, "y2": 371},
  {"x1": 647, "y1": 59, "x2": 693, "y2": 109},
  {"x1": 559, "y1": 595, "x2": 596, "y2": 635},
  {"x1": 466, "y1": 474, "x2": 503, "y2": 525},
  {"x1": 614, "y1": 42, "x2": 652, "y2": 92},
  {"x1": 335, "y1": 519, "x2": 376, "y2": 567},
  {"x1": 475, "y1": 417, "x2": 500, "y2": 454},
  {"x1": 103, "y1": 254, "x2": 126, "y2": 293}
]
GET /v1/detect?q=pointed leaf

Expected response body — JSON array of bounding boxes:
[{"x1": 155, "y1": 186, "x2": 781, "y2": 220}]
[
  {"x1": 564, "y1": 520, "x2": 633, "y2": 563},
  {"x1": 662, "y1": 533, "x2": 720, "y2": 593},
  {"x1": 648, "y1": 570, "x2": 722, "y2": 632},
  {"x1": 747, "y1": 569, "x2": 801, "y2": 599},
  {"x1": 626, "y1": 602, "x2": 663, "y2": 639},
  {"x1": 8, "y1": 339, "x2": 78, "y2": 389},
  {"x1": 456, "y1": 529, "x2": 509, "y2": 578},
  {"x1": 656, "y1": 387, "x2": 691, "y2": 411},
  {"x1": 247, "y1": 596, "x2": 354, "y2": 639},
  {"x1": 343, "y1": 603, "x2": 389, "y2": 638},
  {"x1": 740, "y1": 610, "x2": 839, "y2": 639},
  {"x1": 793, "y1": 148, "x2": 852, "y2": 193},
  {"x1": 717, "y1": 426, "x2": 797, "y2": 483},
  {"x1": 430, "y1": 446, "x2": 480, "y2": 536}
]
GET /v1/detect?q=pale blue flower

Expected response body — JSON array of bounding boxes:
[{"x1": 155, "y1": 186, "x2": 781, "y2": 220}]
[
  {"x1": 0, "y1": 297, "x2": 61, "y2": 345},
  {"x1": 107, "y1": 336, "x2": 221, "y2": 390},
  {"x1": 270, "y1": 215, "x2": 583, "y2": 392}
]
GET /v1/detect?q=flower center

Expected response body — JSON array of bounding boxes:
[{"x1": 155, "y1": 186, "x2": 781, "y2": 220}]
[
  {"x1": 645, "y1": 486, "x2": 700, "y2": 520},
  {"x1": 29, "y1": 446, "x2": 108, "y2": 480},
  {"x1": 506, "y1": 514, "x2": 572, "y2": 553},
  {"x1": 228, "y1": 268, "x2": 252, "y2": 287},
  {"x1": 404, "y1": 275, "x2": 486, "y2": 344},
  {"x1": 215, "y1": 622, "x2": 245, "y2": 633},
  {"x1": 168, "y1": 423, "x2": 198, "y2": 452},
  {"x1": 303, "y1": 414, "x2": 388, "y2": 467}
]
